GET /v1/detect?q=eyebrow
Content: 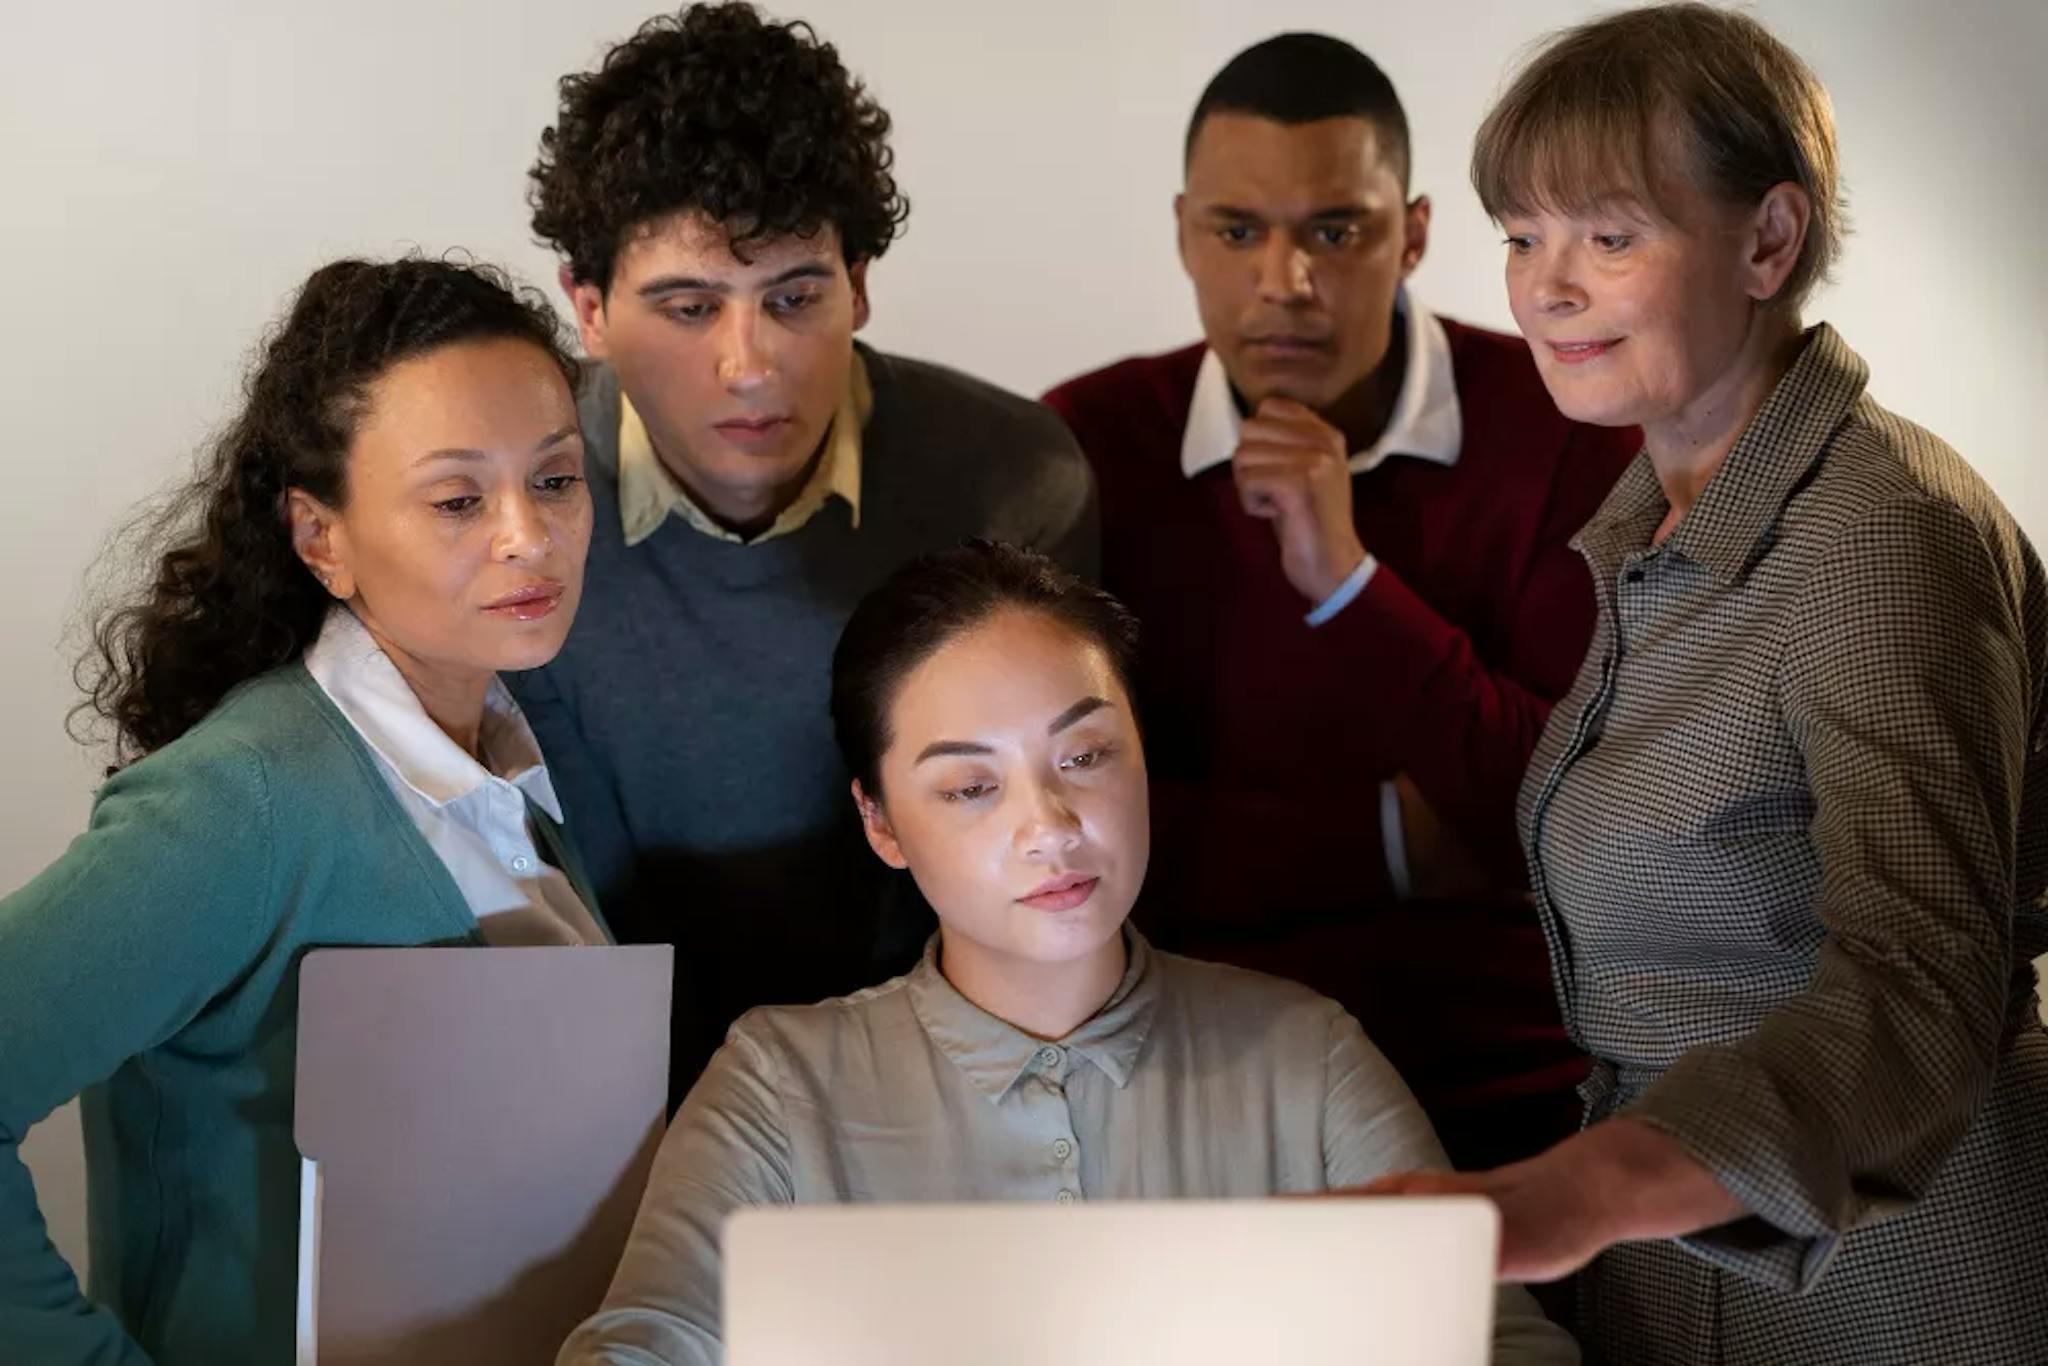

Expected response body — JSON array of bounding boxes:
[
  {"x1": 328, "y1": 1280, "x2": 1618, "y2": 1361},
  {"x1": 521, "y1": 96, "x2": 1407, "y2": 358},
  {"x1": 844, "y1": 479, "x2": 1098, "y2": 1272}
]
[
  {"x1": 1046, "y1": 696, "x2": 1110, "y2": 735},
  {"x1": 412, "y1": 424, "x2": 582, "y2": 469},
  {"x1": 914, "y1": 739, "x2": 994, "y2": 764},
  {"x1": 1203, "y1": 203, "x2": 1376, "y2": 223},
  {"x1": 636, "y1": 262, "x2": 836, "y2": 299},
  {"x1": 911, "y1": 697, "x2": 1114, "y2": 766}
]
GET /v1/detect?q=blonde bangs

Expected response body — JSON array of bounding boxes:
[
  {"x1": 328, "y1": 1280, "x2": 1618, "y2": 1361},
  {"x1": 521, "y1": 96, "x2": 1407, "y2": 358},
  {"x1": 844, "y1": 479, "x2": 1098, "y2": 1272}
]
[
  {"x1": 1470, "y1": 4, "x2": 1844, "y2": 306},
  {"x1": 1471, "y1": 36, "x2": 1682, "y2": 225}
]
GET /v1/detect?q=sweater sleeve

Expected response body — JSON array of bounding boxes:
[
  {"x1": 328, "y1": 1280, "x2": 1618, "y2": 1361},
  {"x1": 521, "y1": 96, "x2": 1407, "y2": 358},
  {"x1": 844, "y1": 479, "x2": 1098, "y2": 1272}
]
[
  {"x1": 1309, "y1": 423, "x2": 1635, "y2": 882},
  {"x1": 1020, "y1": 410, "x2": 1102, "y2": 583},
  {"x1": 0, "y1": 741, "x2": 279, "y2": 1366},
  {"x1": 1047, "y1": 369, "x2": 1399, "y2": 913}
]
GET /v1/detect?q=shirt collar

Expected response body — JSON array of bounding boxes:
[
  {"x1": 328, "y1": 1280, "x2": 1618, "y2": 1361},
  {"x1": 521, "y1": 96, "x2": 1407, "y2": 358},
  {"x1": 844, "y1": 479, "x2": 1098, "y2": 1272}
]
[
  {"x1": 1574, "y1": 324, "x2": 1867, "y2": 587},
  {"x1": 301, "y1": 605, "x2": 563, "y2": 821},
  {"x1": 1179, "y1": 290, "x2": 1463, "y2": 479},
  {"x1": 618, "y1": 349, "x2": 871, "y2": 547},
  {"x1": 1662, "y1": 324, "x2": 1867, "y2": 585},
  {"x1": 906, "y1": 926, "x2": 1160, "y2": 1103},
  {"x1": 1572, "y1": 454, "x2": 1665, "y2": 589}
]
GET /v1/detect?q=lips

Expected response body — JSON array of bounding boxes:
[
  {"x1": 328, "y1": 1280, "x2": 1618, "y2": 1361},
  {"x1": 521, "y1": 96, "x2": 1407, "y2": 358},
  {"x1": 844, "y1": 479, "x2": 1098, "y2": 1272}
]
[
  {"x1": 1242, "y1": 334, "x2": 1333, "y2": 360},
  {"x1": 1547, "y1": 338, "x2": 1623, "y2": 365},
  {"x1": 712, "y1": 416, "x2": 794, "y2": 449},
  {"x1": 481, "y1": 582, "x2": 564, "y2": 621},
  {"x1": 1017, "y1": 872, "x2": 1101, "y2": 914}
]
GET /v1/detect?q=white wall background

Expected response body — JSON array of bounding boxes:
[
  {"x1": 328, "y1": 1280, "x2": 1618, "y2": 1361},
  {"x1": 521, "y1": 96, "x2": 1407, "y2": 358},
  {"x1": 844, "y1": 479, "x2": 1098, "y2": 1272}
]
[{"x1": 5, "y1": 0, "x2": 2044, "y2": 1279}]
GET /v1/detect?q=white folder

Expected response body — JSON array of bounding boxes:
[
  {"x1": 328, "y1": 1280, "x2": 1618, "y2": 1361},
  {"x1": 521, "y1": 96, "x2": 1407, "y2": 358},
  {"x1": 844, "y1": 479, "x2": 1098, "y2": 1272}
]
[{"x1": 294, "y1": 944, "x2": 671, "y2": 1365}]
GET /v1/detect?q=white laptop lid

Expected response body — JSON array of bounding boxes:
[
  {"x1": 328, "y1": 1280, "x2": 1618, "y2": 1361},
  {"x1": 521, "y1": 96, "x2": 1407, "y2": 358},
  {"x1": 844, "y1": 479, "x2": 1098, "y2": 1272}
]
[{"x1": 724, "y1": 1197, "x2": 1500, "y2": 1366}]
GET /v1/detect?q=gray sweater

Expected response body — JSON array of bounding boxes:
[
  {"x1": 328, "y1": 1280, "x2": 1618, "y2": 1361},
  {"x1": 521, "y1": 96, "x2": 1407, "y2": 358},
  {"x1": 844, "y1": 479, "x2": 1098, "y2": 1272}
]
[{"x1": 508, "y1": 345, "x2": 1096, "y2": 1094}]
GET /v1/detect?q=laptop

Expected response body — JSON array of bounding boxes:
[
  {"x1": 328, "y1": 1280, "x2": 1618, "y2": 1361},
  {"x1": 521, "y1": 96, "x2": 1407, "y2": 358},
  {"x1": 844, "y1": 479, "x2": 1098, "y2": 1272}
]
[{"x1": 724, "y1": 1197, "x2": 1500, "y2": 1365}]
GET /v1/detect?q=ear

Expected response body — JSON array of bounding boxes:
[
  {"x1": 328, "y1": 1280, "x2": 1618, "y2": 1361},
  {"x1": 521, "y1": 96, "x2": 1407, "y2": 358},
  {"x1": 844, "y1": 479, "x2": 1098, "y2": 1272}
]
[
  {"x1": 560, "y1": 264, "x2": 611, "y2": 361},
  {"x1": 851, "y1": 779, "x2": 909, "y2": 870},
  {"x1": 848, "y1": 259, "x2": 872, "y2": 332},
  {"x1": 1400, "y1": 194, "x2": 1433, "y2": 277},
  {"x1": 1743, "y1": 182, "x2": 1810, "y2": 305},
  {"x1": 1174, "y1": 192, "x2": 1194, "y2": 276},
  {"x1": 286, "y1": 488, "x2": 353, "y2": 601}
]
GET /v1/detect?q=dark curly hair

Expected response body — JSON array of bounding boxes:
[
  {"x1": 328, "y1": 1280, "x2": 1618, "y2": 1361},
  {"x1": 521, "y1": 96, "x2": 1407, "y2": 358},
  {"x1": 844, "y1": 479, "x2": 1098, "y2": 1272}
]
[
  {"x1": 75, "y1": 256, "x2": 579, "y2": 766},
  {"x1": 529, "y1": 2, "x2": 909, "y2": 289},
  {"x1": 831, "y1": 541, "x2": 1142, "y2": 799}
]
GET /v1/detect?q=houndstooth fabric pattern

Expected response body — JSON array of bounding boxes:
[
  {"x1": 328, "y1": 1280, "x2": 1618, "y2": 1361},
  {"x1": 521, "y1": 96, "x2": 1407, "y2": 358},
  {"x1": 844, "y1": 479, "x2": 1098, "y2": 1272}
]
[{"x1": 1518, "y1": 325, "x2": 2048, "y2": 1365}]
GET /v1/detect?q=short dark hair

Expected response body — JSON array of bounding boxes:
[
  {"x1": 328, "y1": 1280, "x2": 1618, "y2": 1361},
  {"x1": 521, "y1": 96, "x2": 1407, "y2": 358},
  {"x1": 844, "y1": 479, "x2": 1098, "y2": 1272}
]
[
  {"x1": 529, "y1": 2, "x2": 910, "y2": 291},
  {"x1": 831, "y1": 541, "x2": 1142, "y2": 798},
  {"x1": 78, "y1": 257, "x2": 577, "y2": 764},
  {"x1": 1184, "y1": 33, "x2": 1412, "y2": 192}
]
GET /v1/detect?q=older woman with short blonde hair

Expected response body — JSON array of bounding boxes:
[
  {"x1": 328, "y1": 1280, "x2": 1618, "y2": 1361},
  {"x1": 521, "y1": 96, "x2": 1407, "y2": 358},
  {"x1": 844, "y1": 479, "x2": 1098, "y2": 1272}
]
[{"x1": 1365, "y1": 5, "x2": 2048, "y2": 1363}]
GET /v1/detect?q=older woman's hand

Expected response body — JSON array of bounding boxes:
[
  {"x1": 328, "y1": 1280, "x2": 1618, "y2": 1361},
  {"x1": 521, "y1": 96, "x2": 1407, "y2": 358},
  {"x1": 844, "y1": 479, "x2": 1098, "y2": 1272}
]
[
  {"x1": 1348, "y1": 1118, "x2": 1750, "y2": 1282},
  {"x1": 1354, "y1": 1160, "x2": 1617, "y2": 1282}
]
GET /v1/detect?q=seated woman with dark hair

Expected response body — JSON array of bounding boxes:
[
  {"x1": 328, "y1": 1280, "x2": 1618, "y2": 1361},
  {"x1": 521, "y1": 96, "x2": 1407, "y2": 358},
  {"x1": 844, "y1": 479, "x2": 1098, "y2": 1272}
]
[
  {"x1": 0, "y1": 257, "x2": 607, "y2": 1366},
  {"x1": 557, "y1": 541, "x2": 1575, "y2": 1366}
]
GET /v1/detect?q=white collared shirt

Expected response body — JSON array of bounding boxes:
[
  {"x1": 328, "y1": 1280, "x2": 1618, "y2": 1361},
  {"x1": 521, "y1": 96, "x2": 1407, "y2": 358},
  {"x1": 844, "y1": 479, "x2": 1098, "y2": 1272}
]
[
  {"x1": 1177, "y1": 289, "x2": 1464, "y2": 482},
  {"x1": 303, "y1": 607, "x2": 607, "y2": 947},
  {"x1": 1179, "y1": 293, "x2": 1465, "y2": 900}
]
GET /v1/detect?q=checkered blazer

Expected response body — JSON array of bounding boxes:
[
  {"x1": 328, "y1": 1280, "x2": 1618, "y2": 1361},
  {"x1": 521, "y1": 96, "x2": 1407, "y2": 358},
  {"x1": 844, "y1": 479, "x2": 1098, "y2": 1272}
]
[{"x1": 1519, "y1": 325, "x2": 2048, "y2": 1365}]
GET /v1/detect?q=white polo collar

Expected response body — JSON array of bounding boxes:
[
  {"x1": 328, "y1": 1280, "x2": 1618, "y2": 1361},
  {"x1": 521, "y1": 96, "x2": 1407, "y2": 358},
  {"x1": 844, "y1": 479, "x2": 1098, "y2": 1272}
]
[
  {"x1": 1180, "y1": 290, "x2": 1463, "y2": 479},
  {"x1": 303, "y1": 605, "x2": 564, "y2": 822}
]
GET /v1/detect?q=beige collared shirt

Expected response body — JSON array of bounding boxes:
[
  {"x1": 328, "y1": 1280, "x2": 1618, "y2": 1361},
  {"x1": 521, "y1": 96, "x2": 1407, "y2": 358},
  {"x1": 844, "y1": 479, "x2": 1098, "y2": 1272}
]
[
  {"x1": 558, "y1": 930, "x2": 1576, "y2": 1365},
  {"x1": 618, "y1": 351, "x2": 872, "y2": 547}
]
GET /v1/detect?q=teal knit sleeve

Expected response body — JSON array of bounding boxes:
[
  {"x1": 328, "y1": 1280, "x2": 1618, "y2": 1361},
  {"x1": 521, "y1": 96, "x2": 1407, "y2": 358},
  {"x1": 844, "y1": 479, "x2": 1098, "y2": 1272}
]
[{"x1": 0, "y1": 737, "x2": 278, "y2": 1365}]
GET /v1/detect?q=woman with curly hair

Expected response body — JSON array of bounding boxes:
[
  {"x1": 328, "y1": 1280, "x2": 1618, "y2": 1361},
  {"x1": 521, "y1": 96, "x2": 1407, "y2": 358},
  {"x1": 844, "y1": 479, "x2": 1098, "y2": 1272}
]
[
  {"x1": 0, "y1": 257, "x2": 607, "y2": 1366},
  {"x1": 511, "y1": 2, "x2": 1098, "y2": 1104}
]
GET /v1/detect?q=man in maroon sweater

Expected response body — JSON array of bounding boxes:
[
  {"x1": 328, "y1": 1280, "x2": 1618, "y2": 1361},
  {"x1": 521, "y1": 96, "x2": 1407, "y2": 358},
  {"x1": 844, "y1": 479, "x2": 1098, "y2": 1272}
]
[{"x1": 1044, "y1": 34, "x2": 1637, "y2": 1170}]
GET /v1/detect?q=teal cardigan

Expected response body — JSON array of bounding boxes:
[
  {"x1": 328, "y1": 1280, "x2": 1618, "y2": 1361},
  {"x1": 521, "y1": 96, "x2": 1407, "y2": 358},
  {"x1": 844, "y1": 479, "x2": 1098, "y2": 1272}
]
[{"x1": 0, "y1": 664, "x2": 608, "y2": 1365}]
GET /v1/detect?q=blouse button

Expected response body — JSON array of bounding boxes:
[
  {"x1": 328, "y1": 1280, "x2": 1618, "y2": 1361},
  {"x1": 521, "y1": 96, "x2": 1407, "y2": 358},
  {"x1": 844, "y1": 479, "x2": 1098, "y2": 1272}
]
[
  {"x1": 1053, "y1": 1138, "x2": 1074, "y2": 1161},
  {"x1": 511, "y1": 855, "x2": 532, "y2": 873},
  {"x1": 1036, "y1": 1046, "x2": 1062, "y2": 1069},
  {"x1": 1055, "y1": 1189, "x2": 1076, "y2": 1206}
]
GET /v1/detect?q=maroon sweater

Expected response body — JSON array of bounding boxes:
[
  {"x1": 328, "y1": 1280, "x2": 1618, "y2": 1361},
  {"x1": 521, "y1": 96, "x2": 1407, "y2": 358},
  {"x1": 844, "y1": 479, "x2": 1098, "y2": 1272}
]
[{"x1": 1045, "y1": 321, "x2": 1638, "y2": 1163}]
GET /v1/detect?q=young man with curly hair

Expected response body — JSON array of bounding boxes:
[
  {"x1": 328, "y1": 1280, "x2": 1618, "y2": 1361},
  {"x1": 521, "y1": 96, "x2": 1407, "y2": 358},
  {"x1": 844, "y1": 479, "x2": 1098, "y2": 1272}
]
[{"x1": 513, "y1": 2, "x2": 1097, "y2": 1097}]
